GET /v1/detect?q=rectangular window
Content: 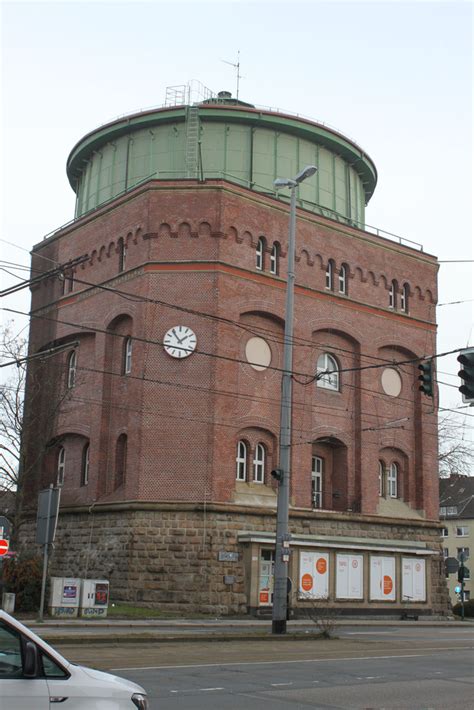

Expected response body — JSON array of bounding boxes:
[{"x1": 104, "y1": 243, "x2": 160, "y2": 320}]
[
  {"x1": 311, "y1": 456, "x2": 323, "y2": 509},
  {"x1": 336, "y1": 553, "x2": 363, "y2": 599},
  {"x1": 456, "y1": 526, "x2": 469, "y2": 537},
  {"x1": 447, "y1": 506, "x2": 458, "y2": 516},
  {"x1": 441, "y1": 527, "x2": 448, "y2": 537},
  {"x1": 402, "y1": 558, "x2": 426, "y2": 602},
  {"x1": 299, "y1": 551, "x2": 329, "y2": 599},
  {"x1": 443, "y1": 547, "x2": 449, "y2": 558},
  {"x1": 457, "y1": 547, "x2": 469, "y2": 560}
]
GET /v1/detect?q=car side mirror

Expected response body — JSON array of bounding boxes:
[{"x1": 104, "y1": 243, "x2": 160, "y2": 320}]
[{"x1": 23, "y1": 641, "x2": 39, "y2": 678}]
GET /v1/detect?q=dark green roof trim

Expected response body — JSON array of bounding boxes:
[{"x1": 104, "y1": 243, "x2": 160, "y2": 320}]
[{"x1": 67, "y1": 104, "x2": 377, "y2": 201}]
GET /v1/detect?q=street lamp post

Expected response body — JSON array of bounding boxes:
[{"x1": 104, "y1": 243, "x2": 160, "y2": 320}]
[{"x1": 272, "y1": 165, "x2": 317, "y2": 635}]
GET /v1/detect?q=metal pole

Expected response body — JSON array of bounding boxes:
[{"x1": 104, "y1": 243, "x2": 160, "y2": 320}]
[
  {"x1": 272, "y1": 184, "x2": 297, "y2": 635},
  {"x1": 39, "y1": 485, "x2": 53, "y2": 621}
]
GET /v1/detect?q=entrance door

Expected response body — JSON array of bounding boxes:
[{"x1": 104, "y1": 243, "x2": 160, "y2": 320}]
[{"x1": 258, "y1": 549, "x2": 275, "y2": 606}]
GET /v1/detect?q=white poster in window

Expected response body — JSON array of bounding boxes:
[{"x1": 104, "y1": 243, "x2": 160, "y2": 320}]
[
  {"x1": 336, "y1": 553, "x2": 363, "y2": 599},
  {"x1": 299, "y1": 551, "x2": 329, "y2": 599},
  {"x1": 370, "y1": 556, "x2": 396, "y2": 601},
  {"x1": 402, "y1": 558, "x2": 426, "y2": 602}
]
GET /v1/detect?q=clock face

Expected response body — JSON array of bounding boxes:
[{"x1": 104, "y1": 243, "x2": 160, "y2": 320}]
[{"x1": 163, "y1": 326, "x2": 197, "y2": 359}]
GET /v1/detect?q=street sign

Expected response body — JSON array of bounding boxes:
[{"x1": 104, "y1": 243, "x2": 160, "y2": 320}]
[
  {"x1": 445, "y1": 556, "x2": 460, "y2": 574},
  {"x1": 36, "y1": 487, "x2": 61, "y2": 545},
  {"x1": 0, "y1": 539, "x2": 9, "y2": 556}
]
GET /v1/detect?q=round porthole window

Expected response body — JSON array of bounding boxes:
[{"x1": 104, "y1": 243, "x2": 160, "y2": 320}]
[
  {"x1": 245, "y1": 337, "x2": 272, "y2": 371},
  {"x1": 381, "y1": 367, "x2": 402, "y2": 397}
]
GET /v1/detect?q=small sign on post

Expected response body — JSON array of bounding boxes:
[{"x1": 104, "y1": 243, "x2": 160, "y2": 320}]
[{"x1": 0, "y1": 540, "x2": 9, "y2": 557}]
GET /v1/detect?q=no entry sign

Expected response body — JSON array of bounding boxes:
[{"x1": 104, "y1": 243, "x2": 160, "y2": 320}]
[{"x1": 0, "y1": 539, "x2": 9, "y2": 556}]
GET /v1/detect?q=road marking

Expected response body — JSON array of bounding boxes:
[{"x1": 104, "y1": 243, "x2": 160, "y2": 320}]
[
  {"x1": 199, "y1": 687, "x2": 224, "y2": 692},
  {"x1": 271, "y1": 682, "x2": 293, "y2": 686},
  {"x1": 110, "y1": 646, "x2": 473, "y2": 672}
]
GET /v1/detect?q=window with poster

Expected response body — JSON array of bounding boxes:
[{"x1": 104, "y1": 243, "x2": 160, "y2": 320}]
[
  {"x1": 299, "y1": 551, "x2": 329, "y2": 599},
  {"x1": 336, "y1": 553, "x2": 363, "y2": 600},
  {"x1": 402, "y1": 558, "x2": 426, "y2": 602},
  {"x1": 370, "y1": 556, "x2": 396, "y2": 601},
  {"x1": 258, "y1": 549, "x2": 274, "y2": 606}
]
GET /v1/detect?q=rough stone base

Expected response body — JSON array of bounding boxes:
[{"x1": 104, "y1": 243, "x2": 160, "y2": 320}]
[{"x1": 18, "y1": 503, "x2": 451, "y2": 617}]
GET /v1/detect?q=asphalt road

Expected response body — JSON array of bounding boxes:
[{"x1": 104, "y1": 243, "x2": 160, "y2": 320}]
[{"x1": 55, "y1": 625, "x2": 474, "y2": 710}]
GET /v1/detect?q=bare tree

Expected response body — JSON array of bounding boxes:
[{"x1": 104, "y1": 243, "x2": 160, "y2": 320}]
[
  {"x1": 0, "y1": 324, "x2": 26, "y2": 497},
  {"x1": 438, "y1": 410, "x2": 474, "y2": 478}
]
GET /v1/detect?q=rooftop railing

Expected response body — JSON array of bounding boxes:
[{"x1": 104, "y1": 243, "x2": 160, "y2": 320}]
[{"x1": 41, "y1": 172, "x2": 423, "y2": 252}]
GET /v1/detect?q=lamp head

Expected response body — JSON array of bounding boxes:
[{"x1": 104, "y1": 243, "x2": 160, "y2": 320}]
[{"x1": 295, "y1": 165, "x2": 317, "y2": 183}]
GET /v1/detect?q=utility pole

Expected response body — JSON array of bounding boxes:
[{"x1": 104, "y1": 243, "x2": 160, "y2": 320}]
[{"x1": 272, "y1": 165, "x2": 317, "y2": 635}]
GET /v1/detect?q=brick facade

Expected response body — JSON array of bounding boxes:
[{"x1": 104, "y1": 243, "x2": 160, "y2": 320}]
[{"x1": 20, "y1": 176, "x2": 448, "y2": 615}]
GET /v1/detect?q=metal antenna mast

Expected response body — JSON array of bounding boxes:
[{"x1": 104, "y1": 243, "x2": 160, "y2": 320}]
[{"x1": 222, "y1": 50, "x2": 241, "y2": 99}]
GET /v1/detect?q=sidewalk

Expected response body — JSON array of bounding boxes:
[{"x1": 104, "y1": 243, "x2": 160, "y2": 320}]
[{"x1": 21, "y1": 615, "x2": 473, "y2": 645}]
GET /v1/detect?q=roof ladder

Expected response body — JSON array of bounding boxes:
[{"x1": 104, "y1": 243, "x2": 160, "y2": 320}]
[{"x1": 185, "y1": 105, "x2": 200, "y2": 179}]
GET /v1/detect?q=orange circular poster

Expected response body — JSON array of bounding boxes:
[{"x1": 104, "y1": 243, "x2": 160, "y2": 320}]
[
  {"x1": 316, "y1": 558, "x2": 327, "y2": 575},
  {"x1": 383, "y1": 575, "x2": 393, "y2": 595},
  {"x1": 301, "y1": 573, "x2": 313, "y2": 591}
]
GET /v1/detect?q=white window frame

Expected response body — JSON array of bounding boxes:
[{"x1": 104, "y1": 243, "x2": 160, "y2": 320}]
[
  {"x1": 447, "y1": 506, "x2": 458, "y2": 516},
  {"x1": 325, "y1": 260, "x2": 333, "y2": 290},
  {"x1": 118, "y1": 237, "x2": 127, "y2": 272},
  {"x1": 316, "y1": 353, "x2": 340, "y2": 391},
  {"x1": 457, "y1": 547, "x2": 470, "y2": 561},
  {"x1": 270, "y1": 243, "x2": 279, "y2": 275},
  {"x1": 338, "y1": 264, "x2": 347, "y2": 294},
  {"x1": 82, "y1": 443, "x2": 90, "y2": 486},
  {"x1": 236, "y1": 440, "x2": 247, "y2": 481},
  {"x1": 400, "y1": 283, "x2": 409, "y2": 312},
  {"x1": 389, "y1": 280, "x2": 397, "y2": 309},
  {"x1": 378, "y1": 461, "x2": 385, "y2": 497},
  {"x1": 456, "y1": 526, "x2": 469, "y2": 537},
  {"x1": 67, "y1": 350, "x2": 77, "y2": 389},
  {"x1": 311, "y1": 455, "x2": 323, "y2": 509},
  {"x1": 388, "y1": 462, "x2": 398, "y2": 498},
  {"x1": 57, "y1": 446, "x2": 65, "y2": 486},
  {"x1": 124, "y1": 337, "x2": 132, "y2": 375},
  {"x1": 256, "y1": 238, "x2": 264, "y2": 271},
  {"x1": 253, "y1": 443, "x2": 265, "y2": 483},
  {"x1": 441, "y1": 527, "x2": 448, "y2": 537},
  {"x1": 443, "y1": 547, "x2": 449, "y2": 558}
]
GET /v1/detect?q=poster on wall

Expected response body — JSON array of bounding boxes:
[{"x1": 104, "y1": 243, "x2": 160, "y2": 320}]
[
  {"x1": 402, "y1": 558, "x2": 426, "y2": 602},
  {"x1": 298, "y1": 551, "x2": 329, "y2": 599},
  {"x1": 370, "y1": 556, "x2": 396, "y2": 601},
  {"x1": 336, "y1": 553, "x2": 363, "y2": 599}
]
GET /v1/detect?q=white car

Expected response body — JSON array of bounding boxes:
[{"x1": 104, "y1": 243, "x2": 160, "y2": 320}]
[{"x1": 0, "y1": 609, "x2": 149, "y2": 709}]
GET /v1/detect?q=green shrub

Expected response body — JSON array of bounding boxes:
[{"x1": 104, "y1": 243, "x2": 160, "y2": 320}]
[
  {"x1": 452, "y1": 599, "x2": 474, "y2": 618},
  {"x1": 2, "y1": 553, "x2": 42, "y2": 612}
]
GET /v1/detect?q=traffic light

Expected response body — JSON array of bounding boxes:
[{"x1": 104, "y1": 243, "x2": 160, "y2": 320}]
[
  {"x1": 418, "y1": 360, "x2": 434, "y2": 397},
  {"x1": 458, "y1": 565, "x2": 468, "y2": 583},
  {"x1": 457, "y1": 348, "x2": 474, "y2": 404}
]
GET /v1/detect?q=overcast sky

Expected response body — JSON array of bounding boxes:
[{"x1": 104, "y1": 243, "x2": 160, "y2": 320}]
[{"x1": 1, "y1": 0, "x2": 472, "y2": 421}]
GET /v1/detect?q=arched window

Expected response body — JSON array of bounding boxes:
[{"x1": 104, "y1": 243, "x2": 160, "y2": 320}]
[
  {"x1": 325, "y1": 260, "x2": 334, "y2": 290},
  {"x1": 236, "y1": 440, "x2": 247, "y2": 481},
  {"x1": 57, "y1": 446, "x2": 66, "y2": 486},
  {"x1": 253, "y1": 443, "x2": 265, "y2": 483},
  {"x1": 400, "y1": 283, "x2": 409, "y2": 313},
  {"x1": 388, "y1": 462, "x2": 398, "y2": 498},
  {"x1": 270, "y1": 242, "x2": 280, "y2": 275},
  {"x1": 67, "y1": 351, "x2": 77, "y2": 389},
  {"x1": 115, "y1": 434, "x2": 127, "y2": 489},
  {"x1": 378, "y1": 460, "x2": 385, "y2": 497},
  {"x1": 338, "y1": 264, "x2": 348, "y2": 295},
  {"x1": 316, "y1": 353, "x2": 340, "y2": 391},
  {"x1": 256, "y1": 237, "x2": 265, "y2": 271},
  {"x1": 311, "y1": 455, "x2": 323, "y2": 508},
  {"x1": 389, "y1": 280, "x2": 397, "y2": 309},
  {"x1": 118, "y1": 237, "x2": 127, "y2": 273},
  {"x1": 123, "y1": 337, "x2": 132, "y2": 375},
  {"x1": 81, "y1": 443, "x2": 90, "y2": 486}
]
